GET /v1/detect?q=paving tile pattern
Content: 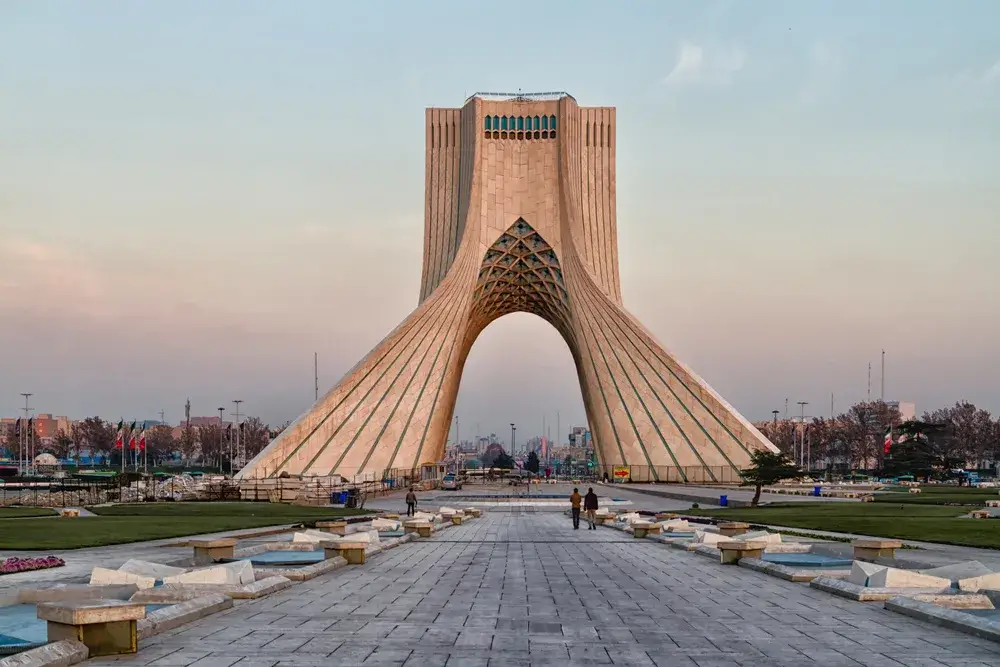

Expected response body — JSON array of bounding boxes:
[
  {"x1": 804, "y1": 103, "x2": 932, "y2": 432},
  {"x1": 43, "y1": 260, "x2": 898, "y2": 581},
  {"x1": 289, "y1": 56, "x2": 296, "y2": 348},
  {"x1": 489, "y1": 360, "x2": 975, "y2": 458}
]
[{"x1": 89, "y1": 512, "x2": 1000, "y2": 666}]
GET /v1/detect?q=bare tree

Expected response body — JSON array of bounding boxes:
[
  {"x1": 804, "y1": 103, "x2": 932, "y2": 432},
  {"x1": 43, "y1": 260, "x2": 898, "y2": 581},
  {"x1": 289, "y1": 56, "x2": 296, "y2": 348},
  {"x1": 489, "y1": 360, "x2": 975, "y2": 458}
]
[
  {"x1": 48, "y1": 430, "x2": 74, "y2": 459},
  {"x1": 179, "y1": 425, "x2": 198, "y2": 465},
  {"x1": 74, "y1": 417, "x2": 115, "y2": 464},
  {"x1": 145, "y1": 425, "x2": 177, "y2": 465},
  {"x1": 199, "y1": 424, "x2": 224, "y2": 469},
  {"x1": 924, "y1": 402, "x2": 994, "y2": 468},
  {"x1": 241, "y1": 417, "x2": 270, "y2": 458}
]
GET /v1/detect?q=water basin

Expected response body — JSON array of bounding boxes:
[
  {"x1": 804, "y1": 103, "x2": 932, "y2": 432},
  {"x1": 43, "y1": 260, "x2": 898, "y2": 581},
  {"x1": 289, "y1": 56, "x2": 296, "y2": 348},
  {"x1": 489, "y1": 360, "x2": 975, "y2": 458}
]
[
  {"x1": 762, "y1": 553, "x2": 853, "y2": 568},
  {"x1": 0, "y1": 603, "x2": 171, "y2": 655},
  {"x1": 659, "y1": 532, "x2": 696, "y2": 538},
  {"x1": 237, "y1": 551, "x2": 325, "y2": 566}
]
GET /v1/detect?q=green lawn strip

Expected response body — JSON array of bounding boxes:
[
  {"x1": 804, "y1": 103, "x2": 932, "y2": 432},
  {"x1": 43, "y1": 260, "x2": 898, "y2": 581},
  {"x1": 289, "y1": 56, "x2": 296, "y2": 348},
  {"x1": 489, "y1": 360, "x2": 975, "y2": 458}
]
[
  {"x1": 0, "y1": 511, "x2": 365, "y2": 550},
  {"x1": 686, "y1": 503, "x2": 1000, "y2": 550},
  {"x1": 0, "y1": 507, "x2": 58, "y2": 519},
  {"x1": 84, "y1": 502, "x2": 369, "y2": 519},
  {"x1": 874, "y1": 491, "x2": 998, "y2": 506}
]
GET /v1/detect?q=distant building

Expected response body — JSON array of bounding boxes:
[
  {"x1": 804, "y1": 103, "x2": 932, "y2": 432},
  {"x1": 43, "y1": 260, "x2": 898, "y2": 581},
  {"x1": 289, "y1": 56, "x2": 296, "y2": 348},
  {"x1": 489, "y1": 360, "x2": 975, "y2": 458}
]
[{"x1": 886, "y1": 401, "x2": 916, "y2": 422}]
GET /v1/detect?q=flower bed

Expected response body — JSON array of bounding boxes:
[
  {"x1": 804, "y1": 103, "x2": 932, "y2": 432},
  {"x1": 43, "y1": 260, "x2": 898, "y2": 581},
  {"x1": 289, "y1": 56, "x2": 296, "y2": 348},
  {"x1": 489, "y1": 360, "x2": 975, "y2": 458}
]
[{"x1": 0, "y1": 556, "x2": 65, "y2": 575}]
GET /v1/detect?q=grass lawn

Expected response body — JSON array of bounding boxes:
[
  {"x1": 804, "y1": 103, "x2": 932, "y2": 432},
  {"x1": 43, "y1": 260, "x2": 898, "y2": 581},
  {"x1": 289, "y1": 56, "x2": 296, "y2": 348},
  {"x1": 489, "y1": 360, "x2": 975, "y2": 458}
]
[
  {"x1": 0, "y1": 507, "x2": 58, "y2": 519},
  {"x1": 687, "y1": 502, "x2": 1000, "y2": 550},
  {"x1": 874, "y1": 486, "x2": 999, "y2": 506},
  {"x1": 0, "y1": 502, "x2": 371, "y2": 550}
]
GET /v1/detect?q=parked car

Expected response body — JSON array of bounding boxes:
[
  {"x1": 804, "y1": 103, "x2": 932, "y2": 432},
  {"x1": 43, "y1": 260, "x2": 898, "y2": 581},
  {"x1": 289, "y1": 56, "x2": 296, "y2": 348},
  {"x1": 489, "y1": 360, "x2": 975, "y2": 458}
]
[{"x1": 442, "y1": 473, "x2": 463, "y2": 490}]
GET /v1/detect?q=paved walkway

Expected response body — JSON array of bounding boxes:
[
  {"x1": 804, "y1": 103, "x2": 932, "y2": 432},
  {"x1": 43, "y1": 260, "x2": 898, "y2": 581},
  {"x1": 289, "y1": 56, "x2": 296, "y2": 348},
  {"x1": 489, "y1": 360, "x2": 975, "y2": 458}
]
[{"x1": 91, "y1": 511, "x2": 1000, "y2": 666}]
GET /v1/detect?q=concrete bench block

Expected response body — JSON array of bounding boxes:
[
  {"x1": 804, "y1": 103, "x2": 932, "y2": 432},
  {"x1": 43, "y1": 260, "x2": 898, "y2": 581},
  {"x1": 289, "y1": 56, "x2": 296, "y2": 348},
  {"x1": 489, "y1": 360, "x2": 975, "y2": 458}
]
[
  {"x1": 322, "y1": 540, "x2": 367, "y2": 565},
  {"x1": 59, "y1": 509, "x2": 80, "y2": 518},
  {"x1": 853, "y1": 539, "x2": 903, "y2": 560},
  {"x1": 631, "y1": 521, "x2": 654, "y2": 538},
  {"x1": 189, "y1": 538, "x2": 237, "y2": 565},
  {"x1": 718, "y1": 522, "x2": 750, "y2": 537},
  {"x1": 315, "y1": 520, "x2": 347, "y2": 535},
  {"x1": 451, "y1": 515, "x2": 464, "y2": 525},
  {"x1": 717, "y1": 540, "x2": 767, "y2": 564},
  {"x1": 37, "y1": 600, "x2": 145, "y2": 656},
  {"x1": 909, "y1": 488, "x2": 921, "y2": 494}
]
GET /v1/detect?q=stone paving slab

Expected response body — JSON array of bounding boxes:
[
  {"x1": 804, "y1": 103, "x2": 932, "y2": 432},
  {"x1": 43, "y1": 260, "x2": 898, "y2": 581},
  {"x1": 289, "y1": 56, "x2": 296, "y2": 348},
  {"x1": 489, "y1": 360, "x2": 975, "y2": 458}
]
[{"x1": 82, "y1": 510, "x2": 1000, "y2": 666}]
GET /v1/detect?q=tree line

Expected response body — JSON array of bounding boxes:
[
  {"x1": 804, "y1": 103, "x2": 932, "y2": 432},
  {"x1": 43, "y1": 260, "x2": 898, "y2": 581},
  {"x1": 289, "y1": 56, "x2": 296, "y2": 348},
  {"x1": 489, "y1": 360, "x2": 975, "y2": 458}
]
[
  {"x1": 1, "y1": 417, "x2": 289, "y2": 469},
  {"x1": 753, "y1": 400, "x2": 1000, "y2": 473}
]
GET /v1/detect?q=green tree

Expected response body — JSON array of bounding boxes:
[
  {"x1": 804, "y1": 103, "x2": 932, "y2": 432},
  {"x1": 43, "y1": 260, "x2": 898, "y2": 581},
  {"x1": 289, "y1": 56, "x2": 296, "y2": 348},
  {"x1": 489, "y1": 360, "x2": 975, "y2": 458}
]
[
  {"x1": 740, "y1": 449, "x2": 803, "y2": 507},
  {"x1": 494, "y1": 451, "x2": 515, "y2": 470},
  {"x1": 524, "y1": 451, "x2": 540, "y2": 473},
  {"x1": 884, "y1": 421, "x2": 962, "y2": 481}
]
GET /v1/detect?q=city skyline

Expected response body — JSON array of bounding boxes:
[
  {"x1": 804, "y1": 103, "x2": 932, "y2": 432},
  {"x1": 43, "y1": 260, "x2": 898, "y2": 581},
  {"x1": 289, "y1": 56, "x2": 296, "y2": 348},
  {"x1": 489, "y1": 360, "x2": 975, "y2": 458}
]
[{"x1": 2, "y1": 1, "x2": 999, "y2": 440}]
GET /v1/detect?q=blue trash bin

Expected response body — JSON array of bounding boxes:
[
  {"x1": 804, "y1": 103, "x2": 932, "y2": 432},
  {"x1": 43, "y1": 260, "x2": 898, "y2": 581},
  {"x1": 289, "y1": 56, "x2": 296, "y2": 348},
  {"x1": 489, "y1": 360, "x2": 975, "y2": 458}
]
[
  {"x1": 719, "y1": 495, "x2": 728, "y2": 507},
  {"x1": 813, "y1": 486, "x2": 822, "y2": 497},
  {"x1": 337, "y1": 491, "x2": 349, "y2": 505}
]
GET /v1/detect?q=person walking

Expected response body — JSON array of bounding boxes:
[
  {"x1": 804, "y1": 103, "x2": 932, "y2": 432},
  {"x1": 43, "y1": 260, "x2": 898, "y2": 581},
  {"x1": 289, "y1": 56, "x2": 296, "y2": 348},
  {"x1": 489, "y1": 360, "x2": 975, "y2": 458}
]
[
  {"x1": 584, "y1": 487, "x2": 599, "y2": 529},
  {"x1": 569, "y1": 487, "x2": 582, "y2": 530},
  {"x1": 405, "y1": 487, "x2": 417, "y2": 517}
]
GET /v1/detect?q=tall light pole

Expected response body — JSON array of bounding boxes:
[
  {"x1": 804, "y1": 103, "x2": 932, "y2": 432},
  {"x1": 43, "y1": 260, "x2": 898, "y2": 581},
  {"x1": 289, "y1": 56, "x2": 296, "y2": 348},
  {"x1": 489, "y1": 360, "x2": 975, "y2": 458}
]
[
  {"x1": 20, "y1": 393, "x2": 33, "y2": 475},
  {"x1": 510, "y1": 423, "x2": 516, "y2": 456},
  {"x1": 797, "y1": 401, "x2": 809, "y2": 468},
  {"x1": 217, "y1": 407, "x2": 225, "y2": 472},
  {"x1": 232, "y1": 400, "x2": 243, "y2": 475}
]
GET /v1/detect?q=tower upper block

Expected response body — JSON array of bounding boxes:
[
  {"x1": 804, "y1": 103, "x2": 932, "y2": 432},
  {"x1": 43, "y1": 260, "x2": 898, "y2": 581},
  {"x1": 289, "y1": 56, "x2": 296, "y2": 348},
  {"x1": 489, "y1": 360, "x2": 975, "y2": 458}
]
[{"x1": 237, "y1": 92, "x2": 778, "y2": 484}]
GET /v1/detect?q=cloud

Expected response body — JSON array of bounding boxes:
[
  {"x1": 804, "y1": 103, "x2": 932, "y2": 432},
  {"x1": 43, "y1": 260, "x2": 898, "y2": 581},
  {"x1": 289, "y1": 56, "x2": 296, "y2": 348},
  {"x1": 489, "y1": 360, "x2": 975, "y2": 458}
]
[
  {"x1": 796, "y1": 40, "x2": 845, "y2": 105},
  {"x1": 663, "y1": 41, "x2": 746, "y2": 88}
]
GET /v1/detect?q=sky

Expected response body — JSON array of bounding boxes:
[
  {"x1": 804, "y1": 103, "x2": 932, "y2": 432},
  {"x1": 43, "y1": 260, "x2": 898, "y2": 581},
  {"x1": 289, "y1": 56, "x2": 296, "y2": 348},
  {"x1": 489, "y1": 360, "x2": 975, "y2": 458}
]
[{"x1": 1, "y1": 1, "x2": 999, "y2": 444}]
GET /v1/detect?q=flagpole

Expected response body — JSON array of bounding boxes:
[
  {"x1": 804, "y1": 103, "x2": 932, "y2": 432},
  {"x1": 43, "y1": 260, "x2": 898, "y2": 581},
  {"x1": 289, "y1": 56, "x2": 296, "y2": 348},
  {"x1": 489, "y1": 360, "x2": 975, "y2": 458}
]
[{"x1": 121, "y1": 418, "x2": 125, "y2": 474}]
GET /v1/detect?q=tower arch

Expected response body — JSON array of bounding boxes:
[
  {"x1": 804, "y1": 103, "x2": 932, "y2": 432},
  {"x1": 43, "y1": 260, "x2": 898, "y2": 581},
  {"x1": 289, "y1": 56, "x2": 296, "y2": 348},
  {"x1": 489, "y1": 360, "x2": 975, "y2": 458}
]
[{"x1": 236, "y1": 93, "x2": 778, "y2": 483}]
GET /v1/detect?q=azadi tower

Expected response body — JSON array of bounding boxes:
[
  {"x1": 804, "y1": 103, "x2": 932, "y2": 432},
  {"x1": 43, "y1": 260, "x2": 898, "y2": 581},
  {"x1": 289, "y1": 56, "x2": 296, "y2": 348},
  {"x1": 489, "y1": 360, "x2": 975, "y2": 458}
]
[{"x1": 237, "y1": 92, "x2": 777, "y2": 483}]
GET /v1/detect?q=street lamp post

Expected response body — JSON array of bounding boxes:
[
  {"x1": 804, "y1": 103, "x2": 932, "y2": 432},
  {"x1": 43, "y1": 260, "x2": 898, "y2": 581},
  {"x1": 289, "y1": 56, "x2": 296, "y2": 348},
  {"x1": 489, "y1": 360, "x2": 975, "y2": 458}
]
[
  {"x1": 797, "y1": 401, "x2": 809, "y2": 469},
  {"x1": 20, "y1": 393, "x2": 33, "y2": 475},
  {"x1": 217, "y1": 407, "x2": 225, "y2": 472},
  {"x1": 232, "y1": 400, "x2": 243, "y2": 475},
  {"x1": 510, "y1": 423, "x2": 516, "y2": 456}
]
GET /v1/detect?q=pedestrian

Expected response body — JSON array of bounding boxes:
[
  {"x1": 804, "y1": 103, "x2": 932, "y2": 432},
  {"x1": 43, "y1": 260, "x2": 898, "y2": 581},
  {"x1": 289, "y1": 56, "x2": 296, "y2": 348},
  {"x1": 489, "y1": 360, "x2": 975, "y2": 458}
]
[
  {"x1": 405, "y1": 486, "x2": 417, "y2": 517},
  {"x1": 569, "y1": 487, "x2": 582, "y2": 529},
  {"x1": 584, "y1": 487, "x2": 599, "y2": 529},
  {"x1": 603, "y1": 471, "x2": 609, "y2": 484}
]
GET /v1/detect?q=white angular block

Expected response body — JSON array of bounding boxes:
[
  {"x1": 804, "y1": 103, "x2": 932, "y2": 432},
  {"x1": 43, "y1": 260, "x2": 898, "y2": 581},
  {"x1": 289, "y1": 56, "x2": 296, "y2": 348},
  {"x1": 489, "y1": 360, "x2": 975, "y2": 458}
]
[
  {"x1": 658, "y1": 519, "x2": 691, "y2": 532},
  {"x1": 617, "y1": 512, "x2": 641, "y2": 524},
  {"x1": 118, "y1": 559, "x2": 187, "y2": 579},
  {"x1": 848, "y1": 561, "x2": 886, "y2": 586},
  {"x1": 693, "y1": 531, "x2": 726, "y2": 546},
  {"x1": 163, "y1": 560, "x2": 255, "y2": 585},
  {"x1": 412, "y1": 511, "x2": 436, "y2": 521},
  {"x1": 90, "y1": 567, "x2": 155, "y2": 589},
  {"x1": 958, "y1": 572, "x2": 1000, "y2": 592},
  {"x1": 866, "y1": 566, "x2": 950, "y2": 589},
  {"x1": 292, "y1": 529, "x2": 338, "y2": 543},
  {"x1": 740, "y1": 530, "x2": 782, "y2": 545},
  {"x1": 371, "y1": 518, "x2": 401, "y2": 531},
  {"x1": 438, "y1": 506, "x2": 458, "y2": 514},
  {"x1": 921, "y1": 561, "x2": 992, "y2": 582}
]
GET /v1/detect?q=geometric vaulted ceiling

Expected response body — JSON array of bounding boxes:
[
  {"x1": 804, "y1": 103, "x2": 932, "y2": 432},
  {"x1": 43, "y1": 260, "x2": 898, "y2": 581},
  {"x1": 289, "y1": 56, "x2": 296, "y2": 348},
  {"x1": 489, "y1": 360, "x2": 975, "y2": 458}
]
[{"x1": 470, "y1": 218, "x2": 571, "y2": 333}]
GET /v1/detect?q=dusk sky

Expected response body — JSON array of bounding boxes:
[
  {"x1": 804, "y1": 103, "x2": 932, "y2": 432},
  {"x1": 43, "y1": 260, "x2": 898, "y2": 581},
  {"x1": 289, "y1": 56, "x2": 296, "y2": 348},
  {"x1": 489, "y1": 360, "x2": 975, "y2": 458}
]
[{"x1": 2, "y1": 1, "x2": 998, "y2": 444}]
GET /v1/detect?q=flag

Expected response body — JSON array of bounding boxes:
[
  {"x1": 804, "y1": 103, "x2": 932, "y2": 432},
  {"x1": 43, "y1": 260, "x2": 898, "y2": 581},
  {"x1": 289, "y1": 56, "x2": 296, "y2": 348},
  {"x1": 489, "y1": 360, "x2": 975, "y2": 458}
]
[
  {"x1": 883, "y1": 427, "x2": 893, "y2": 455},
  {"x1": 139, "y1": 427, "x2": 146, "y2": 451},
  {"x1": 225, "y1": 424, "x2": 232, "y2": 439},
  {"x1": 115, "y1": 420, "x2": 124, "y2": 449},
  {"x1": 128, "y1": 421, "x2": 138, "y2": 450}
]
